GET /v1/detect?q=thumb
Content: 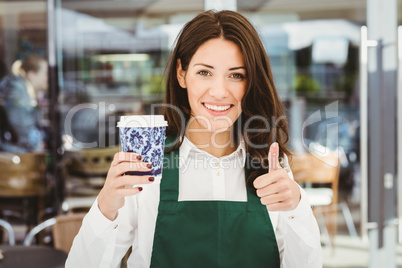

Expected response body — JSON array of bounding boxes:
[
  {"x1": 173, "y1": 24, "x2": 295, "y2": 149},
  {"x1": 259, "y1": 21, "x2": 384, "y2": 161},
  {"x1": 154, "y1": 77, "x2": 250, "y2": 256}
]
[{"x1": 268, "y1": 142, "x2": 281, "y2": 173}]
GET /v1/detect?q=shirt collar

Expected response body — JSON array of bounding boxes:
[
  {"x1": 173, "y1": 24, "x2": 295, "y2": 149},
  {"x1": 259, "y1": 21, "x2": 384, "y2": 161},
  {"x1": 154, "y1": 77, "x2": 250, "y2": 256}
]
[{"x1": 180, "y1": 135, "x2": 246, "y2": 167}]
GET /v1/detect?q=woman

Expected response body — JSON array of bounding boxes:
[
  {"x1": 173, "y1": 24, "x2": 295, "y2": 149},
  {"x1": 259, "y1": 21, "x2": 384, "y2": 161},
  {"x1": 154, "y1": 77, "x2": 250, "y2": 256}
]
[
  {"x1": 0, "y1": 55, "x2": 48, "y2": 152},
  {"x1": 66, "y1": 10, "x2": 321, "y2": 267}
]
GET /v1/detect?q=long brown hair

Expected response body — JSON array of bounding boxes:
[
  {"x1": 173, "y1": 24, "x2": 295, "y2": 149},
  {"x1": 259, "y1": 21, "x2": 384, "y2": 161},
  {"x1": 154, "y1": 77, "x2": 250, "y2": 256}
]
[{"x1": 162, "y1": 10, "x2": 291, "y2": 189}]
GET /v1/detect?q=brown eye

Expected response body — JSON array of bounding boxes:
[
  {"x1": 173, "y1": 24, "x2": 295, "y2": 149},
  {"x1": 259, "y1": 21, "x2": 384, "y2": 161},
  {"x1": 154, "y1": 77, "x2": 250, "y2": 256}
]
[
  {"x1": 231, "y1": 73, "x2": 245, "y2": 79},
  {"x1": 198, "y1": 70, "x2": 210, "y2": 76}
]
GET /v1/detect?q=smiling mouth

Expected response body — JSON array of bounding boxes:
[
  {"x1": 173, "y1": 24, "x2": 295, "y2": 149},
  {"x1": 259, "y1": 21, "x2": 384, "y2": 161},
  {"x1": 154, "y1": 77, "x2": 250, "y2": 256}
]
[{"x1": 202, "y1": 103, "x2": 233, "y2": 112}]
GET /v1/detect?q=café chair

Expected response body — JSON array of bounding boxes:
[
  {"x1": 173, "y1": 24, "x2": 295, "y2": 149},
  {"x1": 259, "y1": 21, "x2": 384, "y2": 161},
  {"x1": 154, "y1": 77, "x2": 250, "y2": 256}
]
[
  {"x1": 0, "y1": 152, "x2": 47, "y2": 229},
  {"x1": 290, "y1": 150, "x2": 358, "y2": 248},
  {"x1": 0, "y1": 152, "x2": 46, "y2": 197},
  {"x1": 63, "y1": 146, "x2": 118, "y2": 194},
  {"x1": 62, "y1": 147, "x2": 118, "y2": 212},
  {"x1": 0, "y1": 219, "x2": 15, "y2": 245},
  {"x1": 23, "y1": 213, "x2": 85, "y2": 253}
]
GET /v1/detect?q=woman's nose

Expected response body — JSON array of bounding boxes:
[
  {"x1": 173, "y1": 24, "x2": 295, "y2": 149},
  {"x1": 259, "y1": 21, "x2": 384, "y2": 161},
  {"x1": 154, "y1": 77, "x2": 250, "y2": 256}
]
[{"x1": 208, "y1": 77, "x2": 229, "y2": 99}]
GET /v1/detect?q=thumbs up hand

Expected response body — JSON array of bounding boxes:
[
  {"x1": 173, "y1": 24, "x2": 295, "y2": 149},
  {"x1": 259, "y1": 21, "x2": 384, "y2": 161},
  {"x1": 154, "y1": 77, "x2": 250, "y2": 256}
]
[{"x1": 253, "y1": 142, "x2": 301, "y2": 211}]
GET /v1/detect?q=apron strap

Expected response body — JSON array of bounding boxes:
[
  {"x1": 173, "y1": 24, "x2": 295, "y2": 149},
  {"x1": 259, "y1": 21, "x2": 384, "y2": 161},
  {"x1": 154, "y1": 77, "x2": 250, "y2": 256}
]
[
  {"x1": 161, "y1": 148, "x2": 180, "y2": 201},
  {"x1": 161, "y1": 142, "x2": 262, "y2": 205}
]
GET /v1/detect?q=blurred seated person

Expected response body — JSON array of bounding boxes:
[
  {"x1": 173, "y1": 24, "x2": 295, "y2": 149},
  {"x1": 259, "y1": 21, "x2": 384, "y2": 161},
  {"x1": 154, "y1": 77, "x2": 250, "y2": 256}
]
[{"x1": 0, "y1": 55, "x2": 48, "y2": 153}]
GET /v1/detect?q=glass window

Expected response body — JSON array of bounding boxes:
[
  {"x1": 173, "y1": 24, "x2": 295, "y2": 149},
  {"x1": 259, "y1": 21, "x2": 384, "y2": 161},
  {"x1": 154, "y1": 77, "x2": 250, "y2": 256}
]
[
  {"x1": 1, "y1": 2, "x2": 377, "y2": 266},
  {"x1": 0, "y1": 0, "x2": 49, "y2": 240}
]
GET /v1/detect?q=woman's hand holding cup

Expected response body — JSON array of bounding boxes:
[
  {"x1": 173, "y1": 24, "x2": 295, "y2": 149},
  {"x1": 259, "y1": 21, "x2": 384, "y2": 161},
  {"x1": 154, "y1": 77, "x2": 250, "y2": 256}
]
[{"x1": 98, "y1": 152, "x2": 154, "y2": 221}]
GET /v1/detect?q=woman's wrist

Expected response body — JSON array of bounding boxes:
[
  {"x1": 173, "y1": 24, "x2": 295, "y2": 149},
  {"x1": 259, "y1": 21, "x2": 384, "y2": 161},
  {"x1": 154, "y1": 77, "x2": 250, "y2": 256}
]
[{"x1": 98, "y1": 195, "x2": 118, "y2": 221}]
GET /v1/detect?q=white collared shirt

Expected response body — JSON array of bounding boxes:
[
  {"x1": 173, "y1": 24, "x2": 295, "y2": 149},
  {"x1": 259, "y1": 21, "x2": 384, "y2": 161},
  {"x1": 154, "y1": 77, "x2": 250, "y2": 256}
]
[
  {"x1": 66, "y1": 136, "x2": 322, "y2": 268},
  {"x1": 178, "y1": 137, "x2": 248, "y2": 202}
]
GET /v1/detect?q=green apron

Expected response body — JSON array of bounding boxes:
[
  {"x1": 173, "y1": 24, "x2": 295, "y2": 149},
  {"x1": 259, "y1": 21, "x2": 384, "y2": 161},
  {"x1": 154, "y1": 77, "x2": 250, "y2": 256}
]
[{"x1": 150, "y1": 147, "x2": 280, "y2": 268}]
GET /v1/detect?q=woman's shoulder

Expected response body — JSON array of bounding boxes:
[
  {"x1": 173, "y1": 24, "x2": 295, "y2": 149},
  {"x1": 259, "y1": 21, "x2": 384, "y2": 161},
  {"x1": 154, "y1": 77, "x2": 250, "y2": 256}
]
[{"x1": 0, "y1": 75, "x2": 24, "y2": 96}]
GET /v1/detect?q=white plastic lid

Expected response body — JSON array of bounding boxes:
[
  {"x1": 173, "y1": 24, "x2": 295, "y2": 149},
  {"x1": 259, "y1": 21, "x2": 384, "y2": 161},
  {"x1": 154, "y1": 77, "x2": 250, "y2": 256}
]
[{"x1": 117, "y1": 115, "x2": 168, "y2": 128}]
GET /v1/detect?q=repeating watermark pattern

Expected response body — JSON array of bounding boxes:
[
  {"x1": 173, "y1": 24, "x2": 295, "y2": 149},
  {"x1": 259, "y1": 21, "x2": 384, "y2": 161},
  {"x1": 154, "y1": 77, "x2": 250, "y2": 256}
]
[
  {"x1": 63, "y1": 102, "x2": 117, "y2": 149},
  {"x1": 63, "y1": 101, "x2": 340, "y2": 168},
  {"x1": 302, "y1": 101, "x2": 338, "y2": 155},
  {"x1": 300, "y1": 101, "x2": 340, "y2": 167}
]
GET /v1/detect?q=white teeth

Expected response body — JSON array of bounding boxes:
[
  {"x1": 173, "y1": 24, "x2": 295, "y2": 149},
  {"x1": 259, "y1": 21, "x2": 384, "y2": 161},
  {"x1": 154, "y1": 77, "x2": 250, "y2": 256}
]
[{"x1": 203, "y1": 103, "x2": 232, "y2": 111}]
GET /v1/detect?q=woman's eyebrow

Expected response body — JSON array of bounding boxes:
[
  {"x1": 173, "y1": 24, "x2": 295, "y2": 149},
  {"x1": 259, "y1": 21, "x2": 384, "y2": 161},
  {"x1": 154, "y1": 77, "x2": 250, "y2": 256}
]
[
  {"x1": 229, "y1": 66, "x2": 245, "y2": 71},
  {"x1": 194, "y1": 63, "x2": 214, "y2": 68},
  {"x1": 193, "y1": 63, "x2": 245, "y2": 71}
]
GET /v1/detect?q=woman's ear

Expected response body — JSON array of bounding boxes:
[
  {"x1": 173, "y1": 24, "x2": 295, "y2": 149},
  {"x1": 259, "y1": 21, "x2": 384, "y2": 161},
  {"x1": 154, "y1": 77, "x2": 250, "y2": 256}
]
[{"x1": 176, "y1": 59, "x2": 187, "y2": 88}]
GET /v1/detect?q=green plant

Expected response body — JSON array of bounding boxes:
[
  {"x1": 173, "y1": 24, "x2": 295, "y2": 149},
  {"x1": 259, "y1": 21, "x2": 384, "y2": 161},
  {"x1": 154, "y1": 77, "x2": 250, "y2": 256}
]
[{"x1": 294, "y1": 74, "x2": 320, "y2": 95}]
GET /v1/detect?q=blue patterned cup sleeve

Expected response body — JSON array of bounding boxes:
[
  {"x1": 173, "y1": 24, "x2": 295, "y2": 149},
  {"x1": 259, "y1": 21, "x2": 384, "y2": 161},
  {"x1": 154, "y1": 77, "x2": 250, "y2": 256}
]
[{"x1": 119, "y1": 126, "x2": 166, "y2": 177}]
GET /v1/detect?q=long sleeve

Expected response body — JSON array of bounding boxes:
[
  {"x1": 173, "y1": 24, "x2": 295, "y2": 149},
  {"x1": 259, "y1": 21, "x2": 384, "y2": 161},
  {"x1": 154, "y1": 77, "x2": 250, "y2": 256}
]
[
  {"x1": 66, "y1": 197, "x2": 139, "y2": 268},
  {"x1": 271, "y1": 154, "x2": 322, "y2": 267},
  {"x1": 277, "y1": 188, "x2": 322, "y2": 267},
  {"x1": 65, "y1": 145, "x2": 323, "y2": 267}
]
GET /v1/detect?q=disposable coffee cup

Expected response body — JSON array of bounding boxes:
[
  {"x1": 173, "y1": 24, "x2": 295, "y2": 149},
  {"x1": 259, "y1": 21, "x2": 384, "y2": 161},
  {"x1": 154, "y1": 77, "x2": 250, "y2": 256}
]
[{"x1": 117, "y1": 115, "x2": 168, "y2": 177}]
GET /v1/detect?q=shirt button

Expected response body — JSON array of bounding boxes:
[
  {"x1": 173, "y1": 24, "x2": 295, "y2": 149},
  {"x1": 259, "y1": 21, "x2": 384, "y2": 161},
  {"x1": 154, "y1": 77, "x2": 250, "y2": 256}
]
[
  {"x1": 216, "y1": 171, "x2": 221, "y2": 176},
  {"x1": 114, "y1": 224, "x2": 118, "y2": 229},
  {"x1": 288, "y1": 216, "x2": 294, "y2": 220},
  {"x1": 214, "y1": 161, "x2": 220, "y2": 167}
]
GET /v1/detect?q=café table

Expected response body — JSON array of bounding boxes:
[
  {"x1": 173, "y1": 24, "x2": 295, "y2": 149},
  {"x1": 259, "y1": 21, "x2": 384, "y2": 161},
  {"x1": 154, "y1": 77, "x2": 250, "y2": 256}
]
[{"x1": 0, "y1": 245, "x2": 67, "y2": 268}]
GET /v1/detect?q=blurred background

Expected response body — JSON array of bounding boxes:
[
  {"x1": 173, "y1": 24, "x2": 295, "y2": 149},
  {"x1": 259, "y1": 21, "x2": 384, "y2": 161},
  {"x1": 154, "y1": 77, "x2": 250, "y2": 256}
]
[{"x1": 0, "y1": 0, "x2": 400, "y2": 267}]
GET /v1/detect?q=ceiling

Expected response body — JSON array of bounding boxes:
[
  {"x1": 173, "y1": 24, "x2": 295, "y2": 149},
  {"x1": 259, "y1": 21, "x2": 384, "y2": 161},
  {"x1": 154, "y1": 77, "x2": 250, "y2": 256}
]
[
  {"x1": 1, "y1": 0, "x2": 401, "y2": 24},
  {"x1": 60, "y1": 0, "x2": 367, "y2": 21}
]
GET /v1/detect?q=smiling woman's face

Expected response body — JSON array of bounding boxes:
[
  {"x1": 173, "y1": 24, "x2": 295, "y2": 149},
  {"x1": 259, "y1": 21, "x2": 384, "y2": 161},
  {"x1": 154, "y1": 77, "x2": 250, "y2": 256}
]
[{"x1": 177, "y1": 37, "x2": 247, "y2": 134}]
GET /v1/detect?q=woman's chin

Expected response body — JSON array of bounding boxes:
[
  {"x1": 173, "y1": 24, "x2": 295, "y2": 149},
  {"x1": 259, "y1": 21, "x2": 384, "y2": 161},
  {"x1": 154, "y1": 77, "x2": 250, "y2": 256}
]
[
  {"x1": 188, "y1": 116, "x2": 234, "y2": 133},
  {"x1": 205, "y1": 124, "x2": 234, "y2": 135}
]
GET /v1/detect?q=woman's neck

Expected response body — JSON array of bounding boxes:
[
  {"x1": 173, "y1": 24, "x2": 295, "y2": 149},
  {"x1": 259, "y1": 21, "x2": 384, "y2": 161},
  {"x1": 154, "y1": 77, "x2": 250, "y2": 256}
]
[{"x1": 185, "y1": 124, "x2": 238, "y2": 158}]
